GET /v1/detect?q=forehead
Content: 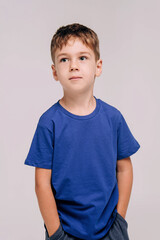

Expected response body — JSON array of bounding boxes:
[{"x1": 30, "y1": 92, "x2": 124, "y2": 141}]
[{"x1": 55, "y1": 37, "x2": 94, "y2": 58}]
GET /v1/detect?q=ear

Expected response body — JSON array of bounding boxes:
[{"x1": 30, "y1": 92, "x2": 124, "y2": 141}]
[
  {"x1": 95, "y1": 59, "x2": 102, "y2": 77},
  {"x1": 51, "y1": 64, "x2": 59, "y2": 81}
]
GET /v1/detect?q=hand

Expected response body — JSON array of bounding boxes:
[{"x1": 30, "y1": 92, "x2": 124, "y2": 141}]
[
  {"x1": 117, "y1": 211, "x2": 126, "y2": 219},
  {"x1": 48, "y1": 222, "x2": 60, "y2": 238}
]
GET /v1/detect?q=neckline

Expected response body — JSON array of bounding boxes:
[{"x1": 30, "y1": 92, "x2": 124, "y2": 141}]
[{"x1": 56, "y1": 96, "x2": 100, "y2": 120}]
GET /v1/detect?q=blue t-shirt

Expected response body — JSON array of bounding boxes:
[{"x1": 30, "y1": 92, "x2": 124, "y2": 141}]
[{"x1": 24, "y1": 96, "x2": 140, "y2": 240}]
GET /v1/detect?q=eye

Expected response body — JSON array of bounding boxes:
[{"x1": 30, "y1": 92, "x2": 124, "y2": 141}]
[
  {"x1": 60, "y1": 58, "x2": 68, "y2": 62},
  {"x1": 80, "y1": 56, "x2": 87, "y2": 61}
]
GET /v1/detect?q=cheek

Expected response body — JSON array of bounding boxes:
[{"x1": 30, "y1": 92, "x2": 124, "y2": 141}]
[
  {"x1": 86, "y1": 64, "x2": 96, "y2": 76},
  {"x1": 57, "y1": 65, "x2": 67, "y2": 76}
]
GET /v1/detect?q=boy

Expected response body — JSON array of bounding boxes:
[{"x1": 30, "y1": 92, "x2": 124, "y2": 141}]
[{"x1": 24, "y1": 23, "x2": 140, "y2": 240}]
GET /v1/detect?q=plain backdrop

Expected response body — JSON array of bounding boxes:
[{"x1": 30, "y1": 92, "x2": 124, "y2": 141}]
[{"x1": 1, "y1": 0, "x2": 160, "y2": 239}]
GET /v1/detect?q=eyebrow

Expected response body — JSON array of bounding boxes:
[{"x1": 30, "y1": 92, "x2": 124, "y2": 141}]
[{"x1": 57, "y1": 52, "x2": 91, "y2": 58}]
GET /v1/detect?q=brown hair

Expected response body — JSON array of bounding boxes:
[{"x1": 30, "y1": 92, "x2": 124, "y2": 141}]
[{"x1": 50, "y1": 23, "x2": 100, "y2": 64}]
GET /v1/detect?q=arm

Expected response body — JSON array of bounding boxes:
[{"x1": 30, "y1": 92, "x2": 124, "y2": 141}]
[
  {"x1": 35, "y1": 167, "x2": 60, "y2": 237},
  {"x1": 116, "y1": 156, "x2": 133, "y2": 219}
]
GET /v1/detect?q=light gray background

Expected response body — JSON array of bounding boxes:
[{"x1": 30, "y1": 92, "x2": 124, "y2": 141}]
[{"x1": 1, "y1": 0, "x2": 159, "y2": 239}]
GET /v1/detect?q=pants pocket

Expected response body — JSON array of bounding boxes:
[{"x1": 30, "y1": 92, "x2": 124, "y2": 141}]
[
  {"x1": 115, "y1": 212, "x2": 130, "y2": 240},
  {"x1": 45, "y1": 223, "x2": 65, "y2": 240},
  {"x1": 116, "y1": 212, "x2": 128, "y2": 228}
]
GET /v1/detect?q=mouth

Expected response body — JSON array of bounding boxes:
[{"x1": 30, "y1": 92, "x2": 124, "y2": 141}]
[{"x1": 69, "y1": 76, "x2": 82, "y2": 80}]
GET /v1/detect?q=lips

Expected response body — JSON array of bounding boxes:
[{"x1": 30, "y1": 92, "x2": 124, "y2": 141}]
[{"x1": 69, "y1": 76, "x2": 82, "y2": 80}]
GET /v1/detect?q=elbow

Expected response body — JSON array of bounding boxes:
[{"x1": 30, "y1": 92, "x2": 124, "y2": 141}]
[{"x1": 35, "y1": 182, "x2": 51, "y2": 193}]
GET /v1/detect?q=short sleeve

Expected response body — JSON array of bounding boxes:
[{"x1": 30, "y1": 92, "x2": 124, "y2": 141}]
[
  {"x1": 24, "y1": 119, "x2": 54, "y2": 169},
  {"x1": 117, "y1": 112, "x2": 140, "y2": 160}
]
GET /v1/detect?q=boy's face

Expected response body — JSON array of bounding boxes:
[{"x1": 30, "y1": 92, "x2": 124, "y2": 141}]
[{"x1": 51, "y1": 37, "x2": 102, "y2": 95}]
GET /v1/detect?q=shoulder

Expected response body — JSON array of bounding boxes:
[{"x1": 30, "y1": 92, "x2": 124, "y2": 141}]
[
  {"x1": 37, "y1": 101, "x2": 59, "y2": 131},
  {"x1": 99, "y1": 98, "x2": 122, "y2": 121}
]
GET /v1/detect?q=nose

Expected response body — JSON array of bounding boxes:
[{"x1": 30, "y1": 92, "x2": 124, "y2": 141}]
[{"x1": 69, "y1": 60, "x2": 79, "y2": 71}]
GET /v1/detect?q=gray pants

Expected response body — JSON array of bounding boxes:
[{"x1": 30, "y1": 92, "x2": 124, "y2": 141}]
[{"x1": 45, "y1": 212, "x2": 129, "y2": 240}]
